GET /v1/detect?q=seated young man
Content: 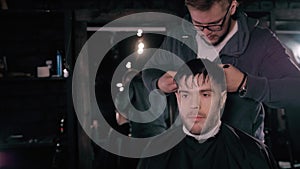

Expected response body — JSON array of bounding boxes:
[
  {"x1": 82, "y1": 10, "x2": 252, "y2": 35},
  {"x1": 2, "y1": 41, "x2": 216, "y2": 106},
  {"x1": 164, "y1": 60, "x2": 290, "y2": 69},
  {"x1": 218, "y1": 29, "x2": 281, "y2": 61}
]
[{"x1": 137, "y1": 59, "x2": 278, "y2": 169}]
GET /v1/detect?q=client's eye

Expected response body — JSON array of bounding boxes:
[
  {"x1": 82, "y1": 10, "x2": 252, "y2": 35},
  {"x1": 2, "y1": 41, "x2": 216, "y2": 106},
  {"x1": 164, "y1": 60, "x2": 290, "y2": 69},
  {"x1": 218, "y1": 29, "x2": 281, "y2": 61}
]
[{"x1": 181, "y1": 94, "x2": 189, "y2": 99}]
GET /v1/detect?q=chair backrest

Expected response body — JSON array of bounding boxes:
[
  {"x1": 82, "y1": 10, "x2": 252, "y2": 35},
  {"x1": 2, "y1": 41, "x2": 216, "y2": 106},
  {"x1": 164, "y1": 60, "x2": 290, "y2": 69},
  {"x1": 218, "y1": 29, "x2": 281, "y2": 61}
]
[{"x1": 285, "y1": 107, "x2": 300, "y2": 161}]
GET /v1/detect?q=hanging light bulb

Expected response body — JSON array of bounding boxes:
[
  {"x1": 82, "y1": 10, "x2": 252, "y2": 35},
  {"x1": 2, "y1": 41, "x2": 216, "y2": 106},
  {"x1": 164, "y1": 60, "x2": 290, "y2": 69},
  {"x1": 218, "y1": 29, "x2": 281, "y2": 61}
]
[
  {"x1": 137, "y1": 48, "x2": 144, "y2": 55},
  {"x1": 137, "y1": 41, "x2": 145, "y2": 55},
  {"x1": 116, "y1": 83, "x2": 123, "y2": 88},
  {"x1": 126, "y1": 62, "x2": 132, "y2": 69},
  {"x1": 137, "y1": 29, "x2": 143, "y2": 37},
  {"x1": 138, "y1": 42, "x2": 144, "y2": 49}
]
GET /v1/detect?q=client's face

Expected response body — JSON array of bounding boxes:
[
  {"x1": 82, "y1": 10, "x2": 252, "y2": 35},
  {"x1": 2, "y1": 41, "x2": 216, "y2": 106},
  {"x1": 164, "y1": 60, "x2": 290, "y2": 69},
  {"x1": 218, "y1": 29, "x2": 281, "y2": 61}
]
[{"x1": 176, "y1": 74, "x2": 215, "y2": 135}]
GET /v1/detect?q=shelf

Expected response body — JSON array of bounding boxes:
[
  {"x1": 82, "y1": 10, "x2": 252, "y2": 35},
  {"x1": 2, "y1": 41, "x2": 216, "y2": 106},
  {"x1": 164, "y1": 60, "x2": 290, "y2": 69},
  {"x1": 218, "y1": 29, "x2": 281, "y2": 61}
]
[
  {"x1": 0, "y1": 9, "x2": 75, "y2": 169},
  {"x1": 0, "y1": 142, "x2": 55, "y2": 150},
  {"x1": 0, "y1": 135, "x2": 57, "y2": 150},
  {"x1": 0, "y1": 76, "x2": 67, "y2": 82}
]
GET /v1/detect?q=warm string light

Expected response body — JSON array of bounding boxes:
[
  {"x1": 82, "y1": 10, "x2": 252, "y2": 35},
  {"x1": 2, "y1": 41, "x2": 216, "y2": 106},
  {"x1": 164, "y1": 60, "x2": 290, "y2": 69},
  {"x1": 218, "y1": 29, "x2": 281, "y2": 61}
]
[
  {"x1": 116, "y1": 61, "x2": 132, "y2": 92},
  {"x1": 137, "y1": 29, "x2": 143, "y2": 37},
  {"x1": 137, "y1": 29, "x2": 144, "y2": 55},
  {"x1": 126, "y1": 62, "x2": 132, "y2": 69},
  {"x1": 115, "y1": 29, "x2": 145, "y2": 91}
]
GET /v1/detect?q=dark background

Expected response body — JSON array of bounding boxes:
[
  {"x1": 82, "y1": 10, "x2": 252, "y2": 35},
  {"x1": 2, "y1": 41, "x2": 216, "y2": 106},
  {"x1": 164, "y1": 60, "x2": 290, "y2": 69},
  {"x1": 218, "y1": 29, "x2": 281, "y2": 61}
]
[{"x1": 0, "y1": 0, "x2": 300, "y2": 169}]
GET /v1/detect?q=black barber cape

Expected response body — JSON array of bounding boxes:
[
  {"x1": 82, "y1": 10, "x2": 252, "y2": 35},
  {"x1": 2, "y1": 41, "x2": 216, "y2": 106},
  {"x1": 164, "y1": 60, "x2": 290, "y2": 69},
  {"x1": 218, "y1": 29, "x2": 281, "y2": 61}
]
[{"x1": 137, "y1": 124, "x2": 278, "y2": 169}]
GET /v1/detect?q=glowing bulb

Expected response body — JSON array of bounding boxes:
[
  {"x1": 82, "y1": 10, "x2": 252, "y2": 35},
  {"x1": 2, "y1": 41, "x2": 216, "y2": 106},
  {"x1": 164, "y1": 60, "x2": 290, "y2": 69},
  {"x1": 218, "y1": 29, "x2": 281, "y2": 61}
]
[
  {"x1": 116, "y1": 83, "x2": 123, "y2": 87},
  {"x1": 138, "y1": 42, "x2": 144, "y2": 49},
  {"x1": 138, "y1": 48, "x2": 144, "y2": 55},
  {"x1": 119, "y1": 87, "x2": 124, "y2": 92},
  {"x1": 126, "y1": 62, "x2": 132, "y2": 69},
  {"x1": 137, "y1": 29, "x2": 143, "y2": 37}
]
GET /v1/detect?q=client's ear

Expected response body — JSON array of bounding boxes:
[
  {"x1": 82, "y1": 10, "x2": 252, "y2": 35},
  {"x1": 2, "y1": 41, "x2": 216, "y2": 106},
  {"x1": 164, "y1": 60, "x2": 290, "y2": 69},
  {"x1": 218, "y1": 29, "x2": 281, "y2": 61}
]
[
  {"x1": 175, "y1": 91, "x2": 183, "y2": 112},
  {"x1": 175, "y1": 92, "x2": 180, "y2": 104},
  {"x1": 220, "y1": 91, "x2": 227, "y2": 109}
]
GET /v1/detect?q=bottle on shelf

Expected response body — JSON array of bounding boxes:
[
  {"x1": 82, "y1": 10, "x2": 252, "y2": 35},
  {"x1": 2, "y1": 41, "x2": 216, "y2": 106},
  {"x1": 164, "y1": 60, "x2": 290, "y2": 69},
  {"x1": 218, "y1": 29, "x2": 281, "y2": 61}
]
[{"x1": 56, "y1": 50, "x2": 62, "y2": 77}]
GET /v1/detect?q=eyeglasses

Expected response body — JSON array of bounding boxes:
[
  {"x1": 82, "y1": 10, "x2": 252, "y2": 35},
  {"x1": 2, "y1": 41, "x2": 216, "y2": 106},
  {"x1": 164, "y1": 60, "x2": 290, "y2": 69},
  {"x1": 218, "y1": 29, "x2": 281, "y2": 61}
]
[{"x1": 193, "y1": 5, "x2": 231, "y2": 32}]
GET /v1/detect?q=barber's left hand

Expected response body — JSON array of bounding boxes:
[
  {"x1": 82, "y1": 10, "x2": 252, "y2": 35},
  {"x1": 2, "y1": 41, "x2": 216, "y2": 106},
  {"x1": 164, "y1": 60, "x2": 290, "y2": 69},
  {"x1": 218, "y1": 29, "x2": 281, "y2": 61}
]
[{"x1": 220, "y1": 64, "x2": 245, "y2": 93}]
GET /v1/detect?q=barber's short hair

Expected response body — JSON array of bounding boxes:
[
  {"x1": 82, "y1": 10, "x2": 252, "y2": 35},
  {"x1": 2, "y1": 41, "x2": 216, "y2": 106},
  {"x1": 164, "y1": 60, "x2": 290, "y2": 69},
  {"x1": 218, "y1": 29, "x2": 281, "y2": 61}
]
[
  {"x1": 185, "y1": 0, "x2": 232, "y2": 10},
  {"x1": 174, "y1": 59, "x2": 226, "y2": 91}
]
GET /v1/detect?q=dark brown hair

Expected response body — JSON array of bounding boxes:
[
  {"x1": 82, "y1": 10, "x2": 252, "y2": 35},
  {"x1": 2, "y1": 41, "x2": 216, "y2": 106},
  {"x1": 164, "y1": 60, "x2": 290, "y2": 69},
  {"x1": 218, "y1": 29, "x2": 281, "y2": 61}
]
[
  {"x1": 185, "y1": 0, "x2": 232, "y2": 10},
  {"x1": 174, "y1": 59, "x2": 226, "y2": 91}
]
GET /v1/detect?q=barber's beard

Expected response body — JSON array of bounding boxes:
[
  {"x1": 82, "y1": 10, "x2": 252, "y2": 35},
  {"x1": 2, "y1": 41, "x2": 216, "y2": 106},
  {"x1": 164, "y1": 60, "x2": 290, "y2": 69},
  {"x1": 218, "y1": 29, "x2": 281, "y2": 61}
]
[{"x1": 212, "y1": 18, "x2": 232, "y2": 46}]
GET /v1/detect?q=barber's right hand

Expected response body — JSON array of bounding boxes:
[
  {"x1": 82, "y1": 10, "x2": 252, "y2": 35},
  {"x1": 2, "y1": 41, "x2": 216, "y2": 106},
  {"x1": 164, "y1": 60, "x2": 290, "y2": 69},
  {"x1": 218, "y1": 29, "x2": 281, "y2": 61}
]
[{"x1": 157, "y1": 72, "x2": 178, "y2": 93}]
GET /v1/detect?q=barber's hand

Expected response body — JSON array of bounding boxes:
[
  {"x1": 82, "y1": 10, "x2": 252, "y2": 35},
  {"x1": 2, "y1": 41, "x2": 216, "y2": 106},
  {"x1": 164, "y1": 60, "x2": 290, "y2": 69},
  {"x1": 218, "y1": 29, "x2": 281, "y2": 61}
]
[
  {"x1": 221, "y1": 64, "x2": 246, "y2": 93},
  {"x1": 157, "y1": 72, "x2": 178, "y2": 93},
  {"x1": 115, "y1": 111, "x2": 129, "y2": 126}
]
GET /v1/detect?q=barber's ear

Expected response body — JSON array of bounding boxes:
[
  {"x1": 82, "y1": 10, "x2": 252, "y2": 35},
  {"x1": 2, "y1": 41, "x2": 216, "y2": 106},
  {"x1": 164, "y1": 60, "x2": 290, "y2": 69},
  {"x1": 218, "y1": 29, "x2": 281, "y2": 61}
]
[{"x1": 230, "y1": 0, "x2": 239, "y2": 15}]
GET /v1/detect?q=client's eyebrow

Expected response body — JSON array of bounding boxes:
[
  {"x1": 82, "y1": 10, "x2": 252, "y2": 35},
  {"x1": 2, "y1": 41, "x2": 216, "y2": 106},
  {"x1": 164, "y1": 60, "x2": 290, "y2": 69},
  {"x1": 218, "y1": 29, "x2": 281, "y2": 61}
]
[
  {"x1": 178, "y1": 90, "x2": 188, "y2": 94},
  {"x1": 178, "y1": 89, "x2": 213, "y2": 93},
  {"x1": 200, "y1": 89, "x2": 213, "y2": 93}
]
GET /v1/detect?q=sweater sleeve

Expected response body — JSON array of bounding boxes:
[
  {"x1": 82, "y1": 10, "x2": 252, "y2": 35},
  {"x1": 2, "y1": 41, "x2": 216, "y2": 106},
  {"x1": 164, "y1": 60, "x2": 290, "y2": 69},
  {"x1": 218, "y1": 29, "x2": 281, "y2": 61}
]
[
  {"x1": 142, "y1": 36, "x2": 186, "y2": 92},
  {"x1": 243, "y1": 30, "x2": 300, "y2": 108}
]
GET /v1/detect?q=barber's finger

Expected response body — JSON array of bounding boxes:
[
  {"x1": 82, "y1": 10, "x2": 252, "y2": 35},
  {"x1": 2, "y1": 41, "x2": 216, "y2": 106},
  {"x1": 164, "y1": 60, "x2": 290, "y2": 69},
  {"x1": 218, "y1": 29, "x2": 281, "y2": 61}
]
[
  {"x1": 169, "y1": 83, "x2": 178, "y2": 91},
  {"x1": 167, "y1": 71, "x2": 177, "y2": 78}
]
